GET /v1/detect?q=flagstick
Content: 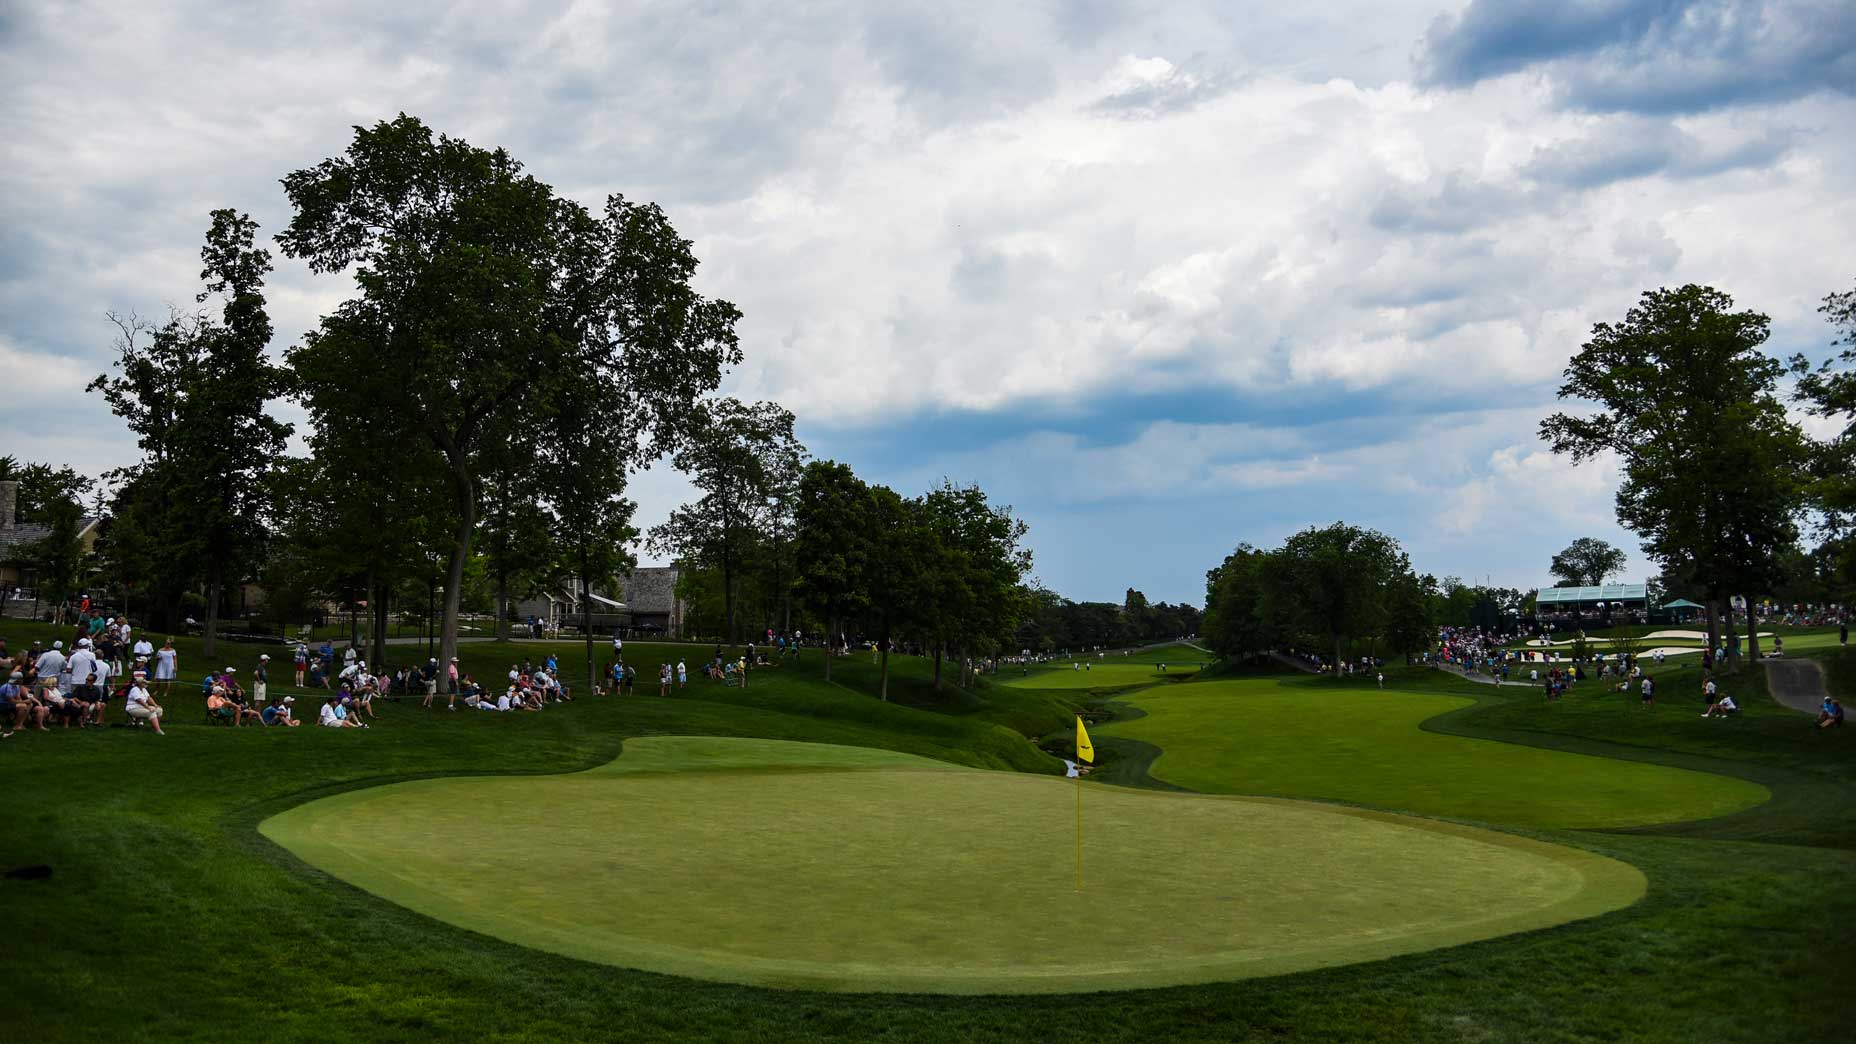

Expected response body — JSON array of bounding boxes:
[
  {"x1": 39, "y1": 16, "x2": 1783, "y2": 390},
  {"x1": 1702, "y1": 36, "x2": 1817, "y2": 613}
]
[{"x1": 1074, "y1": 770, "x2": 1082, "y2": 893}]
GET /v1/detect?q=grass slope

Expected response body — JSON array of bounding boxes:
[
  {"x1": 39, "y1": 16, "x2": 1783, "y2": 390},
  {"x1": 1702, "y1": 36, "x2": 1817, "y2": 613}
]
[{"x1": 1095, "y1": 678, "x2": 1769, "y2": 828}]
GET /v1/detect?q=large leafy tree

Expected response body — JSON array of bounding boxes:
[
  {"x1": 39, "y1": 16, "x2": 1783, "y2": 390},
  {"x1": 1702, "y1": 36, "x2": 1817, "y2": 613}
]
[
  {"x1": 861, "y1": 484, "x2": 929, "y2": 701},
  {"x1": 1262, "y1": 522, "x2": 1406, "y2": 670},
  {"x1": 1794, "y1": 283, "x2": 1856, "y2": 549},
  {"x1": 916, "y1": 481, "x2": 1031, "y2": 689},
  {"x1": 91, "y1": 211, "x2": 291, "y2": 653},
  {"x1": 1201, "y1": 544, "x2": 1279, "y2": 660},
  {"x1": 647, "y1": 399, "x2": 805, "y2": 644},
  {"x1": 281, "y1": 116, "x2": 741, "y2": 674},
  {"x1": 793, "y1": 460, "x2": 870, "y2": 680},
  {"x1": 1541, "y1": 285, "x2": 1810, "y2": 665},
  {"x1": 1549, "y1": 537, "x2": 1627, "y2": 588}
]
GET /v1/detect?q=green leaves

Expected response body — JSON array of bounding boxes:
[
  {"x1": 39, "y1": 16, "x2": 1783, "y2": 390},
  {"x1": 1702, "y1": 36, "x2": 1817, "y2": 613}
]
[{"x1": 1540, "y1": 283, "x2": 1809, "y2": 609}]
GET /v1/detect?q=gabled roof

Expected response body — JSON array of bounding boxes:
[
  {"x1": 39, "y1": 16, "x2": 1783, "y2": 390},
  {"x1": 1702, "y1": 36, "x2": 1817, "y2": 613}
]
[{"x1": 0, "y1": 517, "x2": 99, "y2": 559}]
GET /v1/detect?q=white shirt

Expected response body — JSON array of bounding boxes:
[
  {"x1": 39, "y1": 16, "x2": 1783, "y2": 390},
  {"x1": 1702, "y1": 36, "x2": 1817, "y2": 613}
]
[
  {"x1": 497, "y1": 693, "x2": 512, "y2": 711},
  {"x1": 155, "y1": 648, "x2": 177, "y2": 677},
  {"x1": 127, "y1": 683, "x2": 152, "y2": 708},
  {"x1": 35, "y1": 650, "x2": 65, "y2": 679},
  {"x1": 66, "y1": 649, "x2": 99, "y2": 687},
  {"x1": 319, "y1": 703, "x2": 340, "y2": 726},
  {"x1": 343, "y1": 648, "x2": 357, "y2": 666},
  {"x1": 94, "y1": 661, "x2": 113, "y2": 690},
  {"x1": 134, "y1": 639, "x2": 154, "y2": 658}
]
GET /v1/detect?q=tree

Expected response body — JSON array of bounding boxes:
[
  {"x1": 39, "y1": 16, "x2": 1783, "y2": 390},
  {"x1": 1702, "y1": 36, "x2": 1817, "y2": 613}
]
[
  {"x1": 1383, "y1": 571, "x2": 1439, "y2": 659},
  {"x1": 646, "y1": 399, "x2": 804, "y2": 644},
  {"x1": 1201, "y1": 544, "x2": 1277, "y2": 660},
  {"x1": 25, "y1": 495, "x2": 86, "y2": 615},
  {"x1": 91, "y1": 212, "x2": 291, "y2": 654},
  {"x1": 1549, "y1": 537, "x2": 1627, "y2": 588},
  {"x1": 916, "y1": 481, "x2": 1031, "y2": 688},
  {"x1": 1541, "y1": 285, "x2": 1809, "y2": 669},
  {"x1": 793, "y1": 460, "x2": 870, "y2": 681},
  {"x1": 861, "y1": 485, "x2": 927, "y2": 700},
  {"x1": 281, "y1": 116, "x2": 741, "y2": 675},
  {"x1": 539, "y1": 368, "x2": 639, "y2": 700},
  {"x1": 1794, "y1": 282, "x2": 1856, "y2": 538},
  {"x1": 1262, "y1": 523, "x2": 1405, "y2": 670}
]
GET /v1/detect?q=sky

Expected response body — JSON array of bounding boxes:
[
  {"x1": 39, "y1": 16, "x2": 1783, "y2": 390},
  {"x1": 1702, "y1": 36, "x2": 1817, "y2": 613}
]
[{"x1": 3, "y1": 0, "x2": 1853, "y2": 605}]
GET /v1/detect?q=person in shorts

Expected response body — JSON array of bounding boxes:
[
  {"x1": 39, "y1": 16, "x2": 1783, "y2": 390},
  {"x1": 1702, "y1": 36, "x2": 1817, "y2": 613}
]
[
  {"x1": 253, "y1": 655, "x2": 270, "y2": 704},
  {"x1": 292, "y1": 643, "x2": 308, "y2": 686},
  {"x1": 1640, "y1": 676, "x2": 1655, "y2": 709}
]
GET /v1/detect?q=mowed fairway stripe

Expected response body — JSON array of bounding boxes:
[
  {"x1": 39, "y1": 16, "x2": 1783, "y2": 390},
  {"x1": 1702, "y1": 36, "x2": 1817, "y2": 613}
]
[
  {"x1": 262, "y1": 737, "x2": 1645, "y2": 994},
  {"x1": 1098, "y1": 680, "x2": 1769, "y2": 828}
]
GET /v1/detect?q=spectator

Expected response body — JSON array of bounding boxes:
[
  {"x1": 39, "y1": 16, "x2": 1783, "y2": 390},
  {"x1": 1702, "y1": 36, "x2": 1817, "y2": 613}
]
[
  {"x1": 261, "y1": 695, "x2": 299, "y2": 727},
  {"x1": 1819, "y1": 698, "x2": 1844, "y2": 729},
  {"x1": 254, "y1": 654, "x2": 271, "y2": 705},
  {"x1": 293, "y1": 643, "x2": 308, "y2": 686},
  {"x1": 3, "y1": 669, "x2": 48, "y2": 734},
  {"x1": 318, "y1": 694, "x2": 361, "y2": 728},
  {"x1": 125, "y1": 671, "x2": 165, "y2": 734}
]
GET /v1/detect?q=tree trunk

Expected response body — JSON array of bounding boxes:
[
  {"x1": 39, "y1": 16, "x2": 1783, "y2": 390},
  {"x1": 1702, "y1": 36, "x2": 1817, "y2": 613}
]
[
  {"x1": 439, "y1": 464, "x2": 477, "y2": 696},
  {"x1": 823, "y1": 616, "x2": 834, "y2": 682},
  {"x1": 1743, "y1": 597, "x2": 1762, "y2": 661},
  {"x1": 879, "y1": 641, "x2": 890, "y2": 701},
  {"x1": 496, "y1": 571, "x2": 511, "y2": 641},
  {"x1": 582, "y1": 549, "x2": 596, "y2": 701},
  {"x1": 203, "y1": 567, "x2": 221, "y2": 659},
  {"x1": 371, "y1": 588, "x2": 389, "y2": 671},
  {"x1": 933, "y1": 645, "x2": 943, "y2": 691},
  {"x1": 1334, "y1": 634, "x2": 1344, "y2": 677},
  {"x1": 1705, "y1": 602, "x2": 1720, "y2": 658}
]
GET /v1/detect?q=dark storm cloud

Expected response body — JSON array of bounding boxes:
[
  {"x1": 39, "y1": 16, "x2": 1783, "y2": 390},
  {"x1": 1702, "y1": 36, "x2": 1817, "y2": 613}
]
[{"x1": 1417, "y1": 0, "x2": 1856, "y2": 113}]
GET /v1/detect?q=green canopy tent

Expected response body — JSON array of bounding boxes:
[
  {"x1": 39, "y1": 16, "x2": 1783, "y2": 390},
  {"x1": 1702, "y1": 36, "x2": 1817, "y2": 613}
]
[{"x1": 1662, "y1": 598, "x2": 1703, "y2": 623}]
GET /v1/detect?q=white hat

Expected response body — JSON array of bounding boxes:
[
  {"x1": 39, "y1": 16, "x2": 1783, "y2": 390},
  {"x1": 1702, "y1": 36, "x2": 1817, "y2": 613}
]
[
  {"x1": 78, "y1": 637, "x2": 91, "y2": 647},
  {"x1": 226, "y1": 667, "x2": 237, "y2": 673},
  {"x1": 260, "y1": 654, "x2": 270, "y2": 661},
  {"x1": 283, "y1": 696, "x2": 295, "y2": 704},
  {"x1": 53, "y1": 640, "x2": 63, "y2": 649}
]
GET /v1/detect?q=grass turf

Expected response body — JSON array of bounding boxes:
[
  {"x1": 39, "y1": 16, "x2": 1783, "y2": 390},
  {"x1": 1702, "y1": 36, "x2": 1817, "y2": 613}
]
[
  {"x1": 1094, "y1": 679, "x2": 1769, "y2": 828},
  {"x1": 5, "y1": 619, "x2": 1855, "y2": 1041},
  {"x1": 260, "y1": 735, "x2": 1643, "y2": 994}
]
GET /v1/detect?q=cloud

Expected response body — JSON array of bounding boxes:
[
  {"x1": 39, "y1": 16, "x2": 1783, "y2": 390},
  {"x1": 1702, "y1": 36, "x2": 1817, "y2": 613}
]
[
  {"x1": 3, "y1": 0, "x2": 1851, "y2": 603},
  {"x1": 1417, "y1": 0, "x2": 1856, "y2": 113},
  {"x1": 1522, "y1": 116, "x2": 1793, "y2": 187}
]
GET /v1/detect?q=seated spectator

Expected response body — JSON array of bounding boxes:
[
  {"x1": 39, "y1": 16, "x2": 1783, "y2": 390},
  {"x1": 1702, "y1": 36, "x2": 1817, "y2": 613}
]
[
  {"x1": 125, "y1": 671, "x2": 165, "y2": 735},
  {"x1": 318, "y1": 694, "x2": 364, "y2": 728},
  {"x1": 1819, "y1": 697, "x2": 1844, "y2": 729},
  {"x1": 261, "y1": 696, "x2": 300, "y2": 727},
  {"x1": 1702, "y1": 694, "x2": 1738, "y2": 718},
  {"x1": 2, "y1": 669, "x2": 49, "y2": 734}
]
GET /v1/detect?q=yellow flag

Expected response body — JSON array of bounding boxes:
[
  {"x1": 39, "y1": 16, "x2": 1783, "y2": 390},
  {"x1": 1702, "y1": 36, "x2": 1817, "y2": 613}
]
[{"x1": 1075, "y1": 716, "x2": 1094, "y2": 764}]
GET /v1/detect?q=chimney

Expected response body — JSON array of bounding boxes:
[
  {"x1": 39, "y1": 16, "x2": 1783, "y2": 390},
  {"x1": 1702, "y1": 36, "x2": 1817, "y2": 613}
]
[{"x1": 0, "y1": 480, "x2": 16, "y2": 529}]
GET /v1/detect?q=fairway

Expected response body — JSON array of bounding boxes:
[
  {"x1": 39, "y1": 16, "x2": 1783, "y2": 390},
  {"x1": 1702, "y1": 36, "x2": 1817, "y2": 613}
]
[
  {"x1": 999, "y1": 662, "x2": 1195, "y2": 688},
  {"x1": 1098, "y1": 679, "x2": 1769, "y2": 828},
  {"x1": 262, "y1": 737, "x2": 1644, "y2": 994}
]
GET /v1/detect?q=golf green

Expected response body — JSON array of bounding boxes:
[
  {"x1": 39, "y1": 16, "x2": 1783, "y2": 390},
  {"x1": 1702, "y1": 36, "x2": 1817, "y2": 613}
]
[
  {"x1": 1098, "y1": 680, "x2": 1769, "y2": 828},
  {"x1": 262, "y1": 736, "x2": 1645, "y2": 994}
]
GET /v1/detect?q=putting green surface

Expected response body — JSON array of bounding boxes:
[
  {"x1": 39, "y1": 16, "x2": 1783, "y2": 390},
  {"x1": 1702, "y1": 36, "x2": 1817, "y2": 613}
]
[
  {"x1": 1098, "y1": 680, "x2": 1769, "y2": 828},
  {"x1": 263, "y1": 737, "x2": 1644, "y2": 994}
]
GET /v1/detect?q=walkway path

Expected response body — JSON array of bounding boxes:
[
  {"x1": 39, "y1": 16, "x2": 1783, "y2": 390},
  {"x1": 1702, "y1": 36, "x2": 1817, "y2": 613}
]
[
  {"x1": 1764, "y1": 659, "x2": 1831, "y2": 714},
  {"x1": 1431, "y1": 662, "x2": 1535, "y2": 688}
]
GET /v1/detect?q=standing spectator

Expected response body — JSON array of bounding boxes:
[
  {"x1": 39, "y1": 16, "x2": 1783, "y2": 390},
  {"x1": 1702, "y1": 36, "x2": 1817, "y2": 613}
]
[
  {"x1": 254, "y1": 654, "x2": 270, "y2": 705},
  {"x1": 293, "y1": 643, "x2": 308, "y2": 686},
  {"x1": 418, "y1": 658, "x2": 439, "y2": 710},
  {"x1": 35, "y1": 641, "x2": 66, "y2": 705},
  {"x1": 154, "y1": 638, "x2": 179, "y2": 699},
  {"x1": 677, "y1": 660, "x2": 687, "y2": 690}
]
